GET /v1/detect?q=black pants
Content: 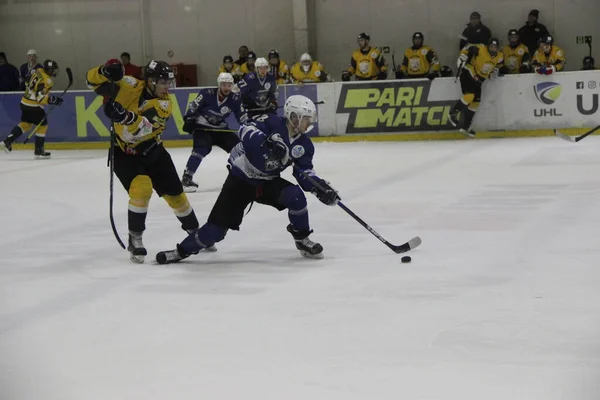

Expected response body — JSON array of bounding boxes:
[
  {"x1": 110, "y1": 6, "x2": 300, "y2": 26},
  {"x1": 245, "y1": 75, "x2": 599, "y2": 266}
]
[
  {"x1": 113, "y1": 143, "x2": 183, "y2": 196},
  {"x1": 208, "y1": 171, "x2": 293, "y2": 230},
  {"x1": 193, "y1": 129, "x2": 240, "y2": 153},
  {"x1": 459, "y1": 72, "x2": 482, "y2": 102},
  {"x1": 21, "y1": 104, "x2": 47, "y2": 125}
]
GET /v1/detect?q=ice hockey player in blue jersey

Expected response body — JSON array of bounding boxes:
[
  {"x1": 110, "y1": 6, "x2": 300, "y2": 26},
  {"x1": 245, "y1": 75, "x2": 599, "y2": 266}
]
[
  {"x1": 181, "y1": 72, "x2": 248, "y2": 192},
  {"x1": 237, "y1": 57, "x2": 278, "y2": 118},
  {"x1": 156, "y1": 95, "x2": 340, "y2": 264}
]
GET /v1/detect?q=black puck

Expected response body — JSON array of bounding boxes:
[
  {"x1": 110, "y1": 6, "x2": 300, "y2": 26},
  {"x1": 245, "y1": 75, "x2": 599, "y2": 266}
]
[{"x1": 401, "y1": 256, "x2": 411, "y2": 263}]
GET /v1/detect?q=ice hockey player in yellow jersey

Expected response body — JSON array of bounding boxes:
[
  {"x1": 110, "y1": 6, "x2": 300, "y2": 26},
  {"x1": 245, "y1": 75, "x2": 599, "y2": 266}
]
[
  {"x1": 395, "y1": 32, "x2": 441, "y2": 79},
  {"x1": 268, "y1": 50, "x2": 289, "y2": 84},
  {"x1": 240, "y1": 51, "x2": 257, "y2": 76},
  {"x1": 86, "y1": 59, "x2": 200, "y2": 263},
  {"x1": 501, "y1": 29, "x2": 531, "y2": 74},
  {"x1": 290, "y1": 53, "x2": 331, "y2": 83},
  {"x1": 449, "y1": 38, "x2": 504, "y2": 138},
  {"x1": 1, "y1": 60, "x2": 63, "y2": 159},
  {"x1": 342, "y1": 32, "x2": 388, "y2": 81},
  {"x1": 218, "y1": 55, "x2": 242, "y2": 83},
  {"x1": 532, "y1": 35, "x2": 565, "y2": 75}
]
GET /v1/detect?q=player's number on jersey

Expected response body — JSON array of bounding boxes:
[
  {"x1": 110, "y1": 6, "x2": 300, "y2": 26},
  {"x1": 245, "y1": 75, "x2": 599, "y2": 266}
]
[{"x1": 252, "y1": 114, "x2": 269, "y2": 123}]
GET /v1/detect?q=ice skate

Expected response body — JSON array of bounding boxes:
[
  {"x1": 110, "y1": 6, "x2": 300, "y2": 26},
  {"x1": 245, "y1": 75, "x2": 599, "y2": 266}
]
[
  {"x1": 287, "y1": 224, "x2": 324, "y2": 259},
  {"x1": 128, "y1": 231, "x2": 147, "y2": 263},
  {"x1": 459, "y1": 127, "x2": 476, "y2": 138},
  {"x1": 182, "y1": 173, "x2": 198, "y2": 193},
  {"x1": 156, "y1": 244, "x2": 189, "y2": 265},
  {"x1": 34, "y1": 136, "x2": 51, "y2": 159}
]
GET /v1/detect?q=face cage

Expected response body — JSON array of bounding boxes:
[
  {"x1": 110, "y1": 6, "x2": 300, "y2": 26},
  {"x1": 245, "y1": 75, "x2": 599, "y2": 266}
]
[{"x1": 150, "y1": 77, "x2": 176, "y2": 89}]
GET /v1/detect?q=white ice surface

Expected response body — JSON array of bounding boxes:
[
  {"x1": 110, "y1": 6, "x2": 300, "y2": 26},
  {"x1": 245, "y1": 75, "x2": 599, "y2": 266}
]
[{"x1": 1, "y1": 138, "x2": 599, "y2": 400}]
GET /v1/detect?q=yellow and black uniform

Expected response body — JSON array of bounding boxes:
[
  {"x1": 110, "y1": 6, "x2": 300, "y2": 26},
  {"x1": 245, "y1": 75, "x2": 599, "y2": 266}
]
[
  {"x1": 1, "y1": 60, "x2": 61, "y2": 158},
  {"x1": 270, "y1": 59, "x2": 289, "y2": 84},
  {"x1": 86, "y1": 59, "x2": 199, "y2": 262},
  {"x1": 501, "y1": 43, "x2": 530, "y2": 74},
  {"x1": 397, "y1": 45, "x2": 440, "y2": 78},
  {"x1": 532, "y1": 45, "x2": 565, "y2": 73},
  {"x1": 345, "y1": 47, "x2": 388, "y2": 80},
  {"x1": 290, "y1": 61, "x2": 329, "y2": 83},
  {"x1": 449, "y1": 40, "x2": 504, "y2": 136},
  {"x1": 218, "y1": 56, "x2": 243, "y2": 83}
]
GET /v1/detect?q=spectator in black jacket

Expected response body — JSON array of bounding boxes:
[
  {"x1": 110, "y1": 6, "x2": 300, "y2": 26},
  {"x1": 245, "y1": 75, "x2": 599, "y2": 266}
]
[
  {"x1": 0, "y1": 52, "x2": 20, "y2": 92},
  {"x1": 518, "y1": 10, "x2": 550, "y2": 56},
  {"x1": 459, "y1": 12, "x2": 492, "y2": 50}
]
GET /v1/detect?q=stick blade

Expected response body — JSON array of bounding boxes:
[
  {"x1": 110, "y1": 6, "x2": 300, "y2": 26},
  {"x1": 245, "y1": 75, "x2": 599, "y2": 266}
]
[
  {"x1": 391, "y1": 236, "x2": 422, "y2": 254},
  {"x1": 554, "y1": 129, "x2": 576, "y2": 143}
]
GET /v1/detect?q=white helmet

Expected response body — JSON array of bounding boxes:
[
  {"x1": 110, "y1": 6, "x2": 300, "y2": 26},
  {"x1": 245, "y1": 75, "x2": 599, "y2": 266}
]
[
  {"x1": 285, "y1": 95, "x2": 317, "y2": 134},
  {"x1": 300, "y1": 53, "x2": 312, "y2": 63},
  {"x1": 255, "y1": 57, "x2": 269, "y2": 68},
  {"x1": 217, "y1": 72, "x2": 234, "y2": 84}
]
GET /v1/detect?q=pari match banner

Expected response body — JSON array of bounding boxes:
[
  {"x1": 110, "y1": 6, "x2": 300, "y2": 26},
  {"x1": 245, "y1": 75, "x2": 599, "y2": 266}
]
[
  {"x1": 335, "y1": 79, "x2": 458, "y2": 134},
  {"x1": 0, "y1": 84, "x2": 319, "y2": 143}
]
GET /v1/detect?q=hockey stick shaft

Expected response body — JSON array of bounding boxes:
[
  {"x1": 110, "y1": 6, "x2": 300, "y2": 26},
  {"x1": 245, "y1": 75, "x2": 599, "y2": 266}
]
[
  {"x1": 24, "y1": 67, "x2": 73, "y2": 144},
  {"x1": 575, "y1": 124, "x2": 600, "y2": 141},
  {"x1": 108, "y1": 124, "x2": 126, "y2": 249},
  {"x1": 292, "y1": 165, "x2": 420, "y2": 253},
  {"x1": 555, "y1": 124, "x2": 600, "y2": 143}
]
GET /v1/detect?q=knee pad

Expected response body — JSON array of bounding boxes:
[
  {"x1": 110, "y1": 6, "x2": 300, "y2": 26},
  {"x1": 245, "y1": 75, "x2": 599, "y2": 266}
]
[
  {"x1": 196, "y1": 222, "x2": 227, "y2": 247},
  {"x1": 128, "y1": 175, "x2": 153, "y2": 212},
  {"x1": 462, "y1": 93, "x2": 475, "y2": 104},
  {"x1": 469, "y1": 101, "x2": 480, "y2": 111},
  {"x1": 280, "y1": 185, "x2": 307, "y2": 214},
  {"x1": 17, "y1": 122, "x2": 32, "y2": 132},
  {"x1": 163, "y1": 193, "x2": 193, "y2": 217},
  {"x1": 36, "y1": 125, "x2": 48, "y2": 136}
]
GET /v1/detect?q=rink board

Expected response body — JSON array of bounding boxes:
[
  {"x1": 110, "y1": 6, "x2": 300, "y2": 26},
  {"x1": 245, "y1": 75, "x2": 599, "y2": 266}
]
[{"x1": 1, "y1": 70, "x2": 598, "y2": 148}]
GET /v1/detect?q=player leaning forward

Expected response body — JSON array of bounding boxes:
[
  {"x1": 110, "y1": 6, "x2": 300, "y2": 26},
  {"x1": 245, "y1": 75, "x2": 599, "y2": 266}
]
[
  {"x1": 449, "y1": 38, "x2": 504, "y2": 137},
  {"x1": 86, "y1": 59, "x2": 200, "y2": 263},
  {"x1": 1, "y1": 60, "x2": 63, "y2": 158},
  {"x1": 156, "y1": 95, "x2": 340, "y2": 264}
]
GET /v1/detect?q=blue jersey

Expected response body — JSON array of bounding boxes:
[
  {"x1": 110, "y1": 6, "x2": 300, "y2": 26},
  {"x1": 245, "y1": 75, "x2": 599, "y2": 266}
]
[
  {"x1": 185, "y1": 88, "x2": 247, "y2": 128},
  {"x1": 228, "y1": 114, "x2": 320, "y2": 191},
  {"x1": 237, "y1": 71, "x2": 278, "y2": 110}
]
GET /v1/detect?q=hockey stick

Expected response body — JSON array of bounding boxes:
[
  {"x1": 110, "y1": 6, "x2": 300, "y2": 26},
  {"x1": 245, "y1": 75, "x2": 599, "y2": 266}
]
[
  {"x1": 108, "y1": 124, "x2": 126, "y2": 249},
  {"x1": 24, "y1": 67, "x2": 73, "y2": 144},
  {"x1": 554, "y1": 124, "x2": 600, "y2": 143},
  {"x1": 293, "y1": 165, "x2": 422, "y2": 254}
]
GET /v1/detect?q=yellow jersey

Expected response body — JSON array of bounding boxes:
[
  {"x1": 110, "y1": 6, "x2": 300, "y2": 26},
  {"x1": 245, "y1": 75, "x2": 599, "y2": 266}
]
[
  {"x1": 21, "y1": 68, "x2": 53, "y2": 108},
  {"x1": 460, "y1": 44, "x2": 504, "y2": 80},
  {"x1": 400, "y1": 45, "x2": 440, "y2": 77},
  {"x1": 290, "y1": 61, "x2": 328, "y2": 83},
  {"x1": 269, "y1": 60, "x2": 289, "y2": 84},
  {"x1": 218, "y1": 63, "x2": 242, "y2": 82},
  {"x1": 240, "y1": 62, "x2": 255, "y2": 76},
  {"x1": 346, "y1": 47, "x2": 388, "y2": 80},
  {"x1": 86, "y1": 66, "x2": 171, "y2": 151},
  {"x1": 501, "y1": 44, "x2": 530, "y2": 74},
  {"x1": 532, "y1": 45, "x2": 565, "y2": 71}
]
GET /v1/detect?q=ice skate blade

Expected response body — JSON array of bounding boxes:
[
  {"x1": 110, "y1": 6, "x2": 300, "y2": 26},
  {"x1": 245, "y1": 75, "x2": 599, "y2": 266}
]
[
  {"x1": 34, "y1": 155, "x2": 51, "y2": 160},
  {"x1": 459, "y1": 129, "x2": 475, "y2": 138},
  {"x1": 183, "y1": 186, "x2": 198, "y2": 193},
  {"x1": 201, "y1": 245, "x2": 217, "y2": 252},
  {"x1": 0, "y1": 143, "x2": 10, "y2": 154},
  {"x1": 300, "y1": 250, "x2": 324, "y2": 259},
  {"x1": 130, "y1": 254, "x2": 145, "y2": 264}
]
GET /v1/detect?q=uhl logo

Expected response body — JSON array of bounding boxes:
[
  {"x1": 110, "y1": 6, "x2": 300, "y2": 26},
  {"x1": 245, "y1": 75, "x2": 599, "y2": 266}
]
[{"x1": 533, "y1": 82, "x2": 563, "y2": 117}]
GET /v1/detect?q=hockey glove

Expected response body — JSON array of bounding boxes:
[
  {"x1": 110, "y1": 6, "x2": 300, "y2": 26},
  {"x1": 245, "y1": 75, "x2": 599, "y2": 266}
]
[
  {"x1": 109, "y1": 101, "x2": 136, "y2": 125},
  {"x1": 341, "y1": 71, "x2": 351, "y2": 82},
  {"x1": 311, "y1": 179, "x2": 340, "y2": 206},
  {"x1": 263, "y1": 133, "x2": 287, "y2": 160},
  {"x1": 467, "y1": 46, "x2": 479, "y2": 59},
  {"x1": 101, "y1": 59, "x2": 125, "y2": 82},
  {"x1": 48, "y1": 96, "x2": 64, "y2": 106},
  {"x1": 427, "y1": 72, "x2": 438, "y2": 81},
  {"x1": 535, "y1": 65, "x2": 547, "y2": 75},
  {"x1": 182, "y1": 118, "x2": 196, "y2": 134},
  {"x1": 377, "y1": 71, "x2": 388, "y2": 80},
  {"x1": 519, "y1": 65, "x2": 531, "y2": 73},
  {"x1": 267, "y1": 100, "x2": 278, "y2": 112}
]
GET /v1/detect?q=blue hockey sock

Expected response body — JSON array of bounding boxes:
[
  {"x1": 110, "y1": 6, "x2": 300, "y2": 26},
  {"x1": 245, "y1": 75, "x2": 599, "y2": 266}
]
[
  {"x1": 281, "y1": 185, "x2": 310, "y2": 232},
  {"x1": 180, "y1": 222, "x2": 227, "y2": 254}
]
